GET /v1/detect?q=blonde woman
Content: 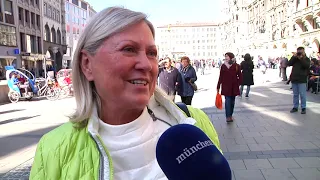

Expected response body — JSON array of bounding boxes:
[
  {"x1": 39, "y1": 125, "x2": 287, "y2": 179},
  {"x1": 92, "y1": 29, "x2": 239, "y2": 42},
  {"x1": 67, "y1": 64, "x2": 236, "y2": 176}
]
[{"x1": 30, "y1": 7, "x2": 220, "y2": 180}]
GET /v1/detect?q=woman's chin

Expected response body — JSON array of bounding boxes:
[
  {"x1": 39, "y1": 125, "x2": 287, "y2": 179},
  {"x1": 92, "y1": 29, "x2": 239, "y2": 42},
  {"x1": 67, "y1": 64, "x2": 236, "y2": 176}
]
[{"x1": 129, "y1": 95, "x2": 151, "y2": 107}]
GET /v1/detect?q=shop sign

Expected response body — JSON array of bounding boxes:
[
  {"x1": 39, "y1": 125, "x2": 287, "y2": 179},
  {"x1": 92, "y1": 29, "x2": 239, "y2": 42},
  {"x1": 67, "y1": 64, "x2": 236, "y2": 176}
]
[
  {"x1": 21, "y1": 52, "x2": 31, "y2": 56},
  {"x1": 13, "y1": 49, "x2": 20, "y2": 55}
]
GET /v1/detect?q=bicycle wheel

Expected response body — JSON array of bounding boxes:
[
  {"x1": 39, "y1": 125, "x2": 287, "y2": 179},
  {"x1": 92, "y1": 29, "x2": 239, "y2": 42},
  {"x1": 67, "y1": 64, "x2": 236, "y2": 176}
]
[
  {"x1": 8, "y1": 91, "x2": 20, "y2": 103},
  {"x1": 46, "y1": 87, "x2": 59, "y2": 101},
  {"x1": 59, "y1": 86, "x2": 70, "y2": 99}
]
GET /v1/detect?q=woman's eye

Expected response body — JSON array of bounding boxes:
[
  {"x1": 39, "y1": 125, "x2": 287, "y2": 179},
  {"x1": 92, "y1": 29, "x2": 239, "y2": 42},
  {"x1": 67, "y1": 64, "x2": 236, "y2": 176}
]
[
  {"x1": 147, "y1": 51, "x2": 157, "y2": 57},
  {"x1": 123, "y1": 47, "x2": 136, "y2": 53}
]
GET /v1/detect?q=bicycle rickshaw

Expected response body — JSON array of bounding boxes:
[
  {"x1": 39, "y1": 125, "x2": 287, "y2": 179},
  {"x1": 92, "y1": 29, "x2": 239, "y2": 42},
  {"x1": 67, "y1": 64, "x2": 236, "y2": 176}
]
[
  {"x1": 56, "y1": 68, "x2": 73, "y2": 97},
  {"x1": 5, "y1": 66, "x2": 59, "y2": 103}
]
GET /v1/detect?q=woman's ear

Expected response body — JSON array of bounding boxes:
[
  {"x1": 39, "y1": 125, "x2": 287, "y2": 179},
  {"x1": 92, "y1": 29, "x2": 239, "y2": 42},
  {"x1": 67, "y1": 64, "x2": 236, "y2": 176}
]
[{"x1": 80, "y1": 50, "x2": 94, "y2": 81}]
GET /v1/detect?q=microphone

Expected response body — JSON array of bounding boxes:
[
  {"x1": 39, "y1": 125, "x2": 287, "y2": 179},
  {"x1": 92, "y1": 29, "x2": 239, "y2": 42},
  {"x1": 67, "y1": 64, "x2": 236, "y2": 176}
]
[{"x1": 156, "y1": 124, "x2": 231, "y2": 180}]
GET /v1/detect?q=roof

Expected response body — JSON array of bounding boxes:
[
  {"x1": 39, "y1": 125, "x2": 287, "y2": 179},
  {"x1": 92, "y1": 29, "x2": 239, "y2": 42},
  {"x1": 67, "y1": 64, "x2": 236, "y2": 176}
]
[{"x1": 157, "y1": 22, "x2": 220, "y2": 28}]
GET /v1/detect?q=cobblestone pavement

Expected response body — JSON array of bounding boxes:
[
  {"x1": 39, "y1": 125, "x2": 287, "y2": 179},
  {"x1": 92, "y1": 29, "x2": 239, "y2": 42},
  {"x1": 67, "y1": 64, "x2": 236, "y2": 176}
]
[
  {"x1": 0, "y1": 159, "x2": 33, "y2": 180},
  {"x1": 1, "y1": 68, "x2": 320, "y2": 179}
]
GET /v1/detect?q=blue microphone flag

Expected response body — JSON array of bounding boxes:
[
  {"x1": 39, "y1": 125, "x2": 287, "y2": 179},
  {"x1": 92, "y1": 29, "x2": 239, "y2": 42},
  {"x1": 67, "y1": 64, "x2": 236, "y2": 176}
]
[{"x1": 156, "y1": 124, "x2": 231, "y2": 180}]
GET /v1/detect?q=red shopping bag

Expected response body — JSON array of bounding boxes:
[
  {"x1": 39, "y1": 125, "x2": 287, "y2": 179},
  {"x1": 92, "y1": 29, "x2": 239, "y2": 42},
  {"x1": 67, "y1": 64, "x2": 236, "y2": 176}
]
[{"x1": 215, "y1": 93, "x2": 223, "y2": 110}]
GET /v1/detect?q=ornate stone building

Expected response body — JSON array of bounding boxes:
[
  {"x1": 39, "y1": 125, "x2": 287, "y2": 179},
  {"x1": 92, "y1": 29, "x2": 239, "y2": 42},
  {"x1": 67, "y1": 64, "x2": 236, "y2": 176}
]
[
  {"x1": 222, "y1": 0, "x2": 320, "y2": 59},
  {"x1": 290, "y1": 0, "x2": 320, "y2": 57},
  {"x1": 221, "y1": 0, "x2": 250, "y2": 58},
  {"x1": 42, "y1": 0, "x2": 67, "y2": 72}
]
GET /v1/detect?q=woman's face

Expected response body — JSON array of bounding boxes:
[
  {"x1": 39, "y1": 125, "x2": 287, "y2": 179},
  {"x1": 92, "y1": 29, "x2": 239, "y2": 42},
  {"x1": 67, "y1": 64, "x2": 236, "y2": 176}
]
[
  {"x1": 181, "y1": 59, "x2": 189, "y2": 67},
  {"x1": 82, "y1": 21, "x2": 158, "y2": 111},
  {"x1": 225, "y1": 54, "x2": 231, "y2": 61}
]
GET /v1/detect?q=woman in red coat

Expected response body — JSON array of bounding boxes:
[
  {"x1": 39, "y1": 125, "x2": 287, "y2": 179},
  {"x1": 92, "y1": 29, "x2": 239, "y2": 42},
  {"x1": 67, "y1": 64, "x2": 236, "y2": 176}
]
[{"x1": 217, "y1": 52, "x2": 243, "y2": 122}]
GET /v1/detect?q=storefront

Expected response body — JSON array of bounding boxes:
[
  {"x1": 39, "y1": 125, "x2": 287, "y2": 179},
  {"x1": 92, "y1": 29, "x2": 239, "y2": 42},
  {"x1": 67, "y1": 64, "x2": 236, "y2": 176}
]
[
  {"x1": 21, "y1": 54, "x2": 46, "y2": 78},
  {"x1": 0, "y1": 23, "x2": 18, "y2": 81},
  {"x1": 0, "y1": 57, "x2": 16, "y2": 80}
]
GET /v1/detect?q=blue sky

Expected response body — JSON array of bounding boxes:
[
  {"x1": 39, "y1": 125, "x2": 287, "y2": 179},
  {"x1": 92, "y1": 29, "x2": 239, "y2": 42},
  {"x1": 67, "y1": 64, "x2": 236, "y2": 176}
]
[{"x1": 85, "y1": 0, "x2": 224, "y2": 26}]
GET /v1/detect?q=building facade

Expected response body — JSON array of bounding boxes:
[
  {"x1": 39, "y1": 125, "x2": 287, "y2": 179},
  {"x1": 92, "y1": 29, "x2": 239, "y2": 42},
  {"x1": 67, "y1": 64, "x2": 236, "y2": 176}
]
[
  {"x1": 221, "y1": 0, "x2": 250, "y2": 59},
  {"x1": 156, "y1": 23, "x2": 224, "y2": 61},
  {"x1": 42, "y1": 0, "x2": 67, "y2": 73},
  {"x1": 0, "y1": 0, "x2": 19, "y2": 80},
  {"x1": 224, "y1": 0, "x2": 320, "y2": 60},
  {"x1": 63, "y1": 0, "x2": 96, "y2": 67},
  {"x1": 289, "y1": 0, "x2": 320, "y2": 58},
  {"x1": 0, "y1": 0, "x2": 44, "y2": 80}
]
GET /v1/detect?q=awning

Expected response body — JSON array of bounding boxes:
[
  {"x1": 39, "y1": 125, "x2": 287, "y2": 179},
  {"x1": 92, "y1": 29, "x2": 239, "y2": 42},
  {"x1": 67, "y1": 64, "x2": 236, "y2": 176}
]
[{"x1": 0, "y1": 56, "x2": 16, "y2": 59}]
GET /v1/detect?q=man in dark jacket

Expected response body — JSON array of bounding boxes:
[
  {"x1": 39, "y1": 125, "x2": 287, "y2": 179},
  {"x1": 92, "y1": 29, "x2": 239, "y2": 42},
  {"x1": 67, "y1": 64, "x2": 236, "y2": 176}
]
[
  {"x1": 280, "y1": 57, "x2": 289, "y2": 81},
  {"x1": 158, "y1": 57, "x2": 182, "y2": 101},
  {"x1": 287, "y1": 47, "x2": 310, "y2": 114}
]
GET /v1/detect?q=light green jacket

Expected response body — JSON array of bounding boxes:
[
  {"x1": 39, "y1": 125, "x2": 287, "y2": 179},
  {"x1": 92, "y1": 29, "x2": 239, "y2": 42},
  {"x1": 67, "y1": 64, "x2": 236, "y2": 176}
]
[{"x1": 30, "y1": 98, "x2": 220, "y2": 180}]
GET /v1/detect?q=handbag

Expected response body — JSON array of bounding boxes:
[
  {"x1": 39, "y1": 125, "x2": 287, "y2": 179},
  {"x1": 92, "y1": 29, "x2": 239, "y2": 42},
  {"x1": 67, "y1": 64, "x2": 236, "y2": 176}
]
[
  {"x1": 215, "y1": 92, "x2": 223, "y2": 110},
  {"x1": 189, "y1": 82, "x2": 198, "y2": 91}
]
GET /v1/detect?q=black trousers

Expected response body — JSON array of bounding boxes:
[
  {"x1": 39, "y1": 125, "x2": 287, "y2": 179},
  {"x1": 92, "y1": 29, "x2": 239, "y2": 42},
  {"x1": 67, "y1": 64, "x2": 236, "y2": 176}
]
[
  {"x1": 281, "y1": 68, "x2": 287, "y2": 81},
  {"x1": 181, "y1": 96, "x2": 193, "y2": 105}
]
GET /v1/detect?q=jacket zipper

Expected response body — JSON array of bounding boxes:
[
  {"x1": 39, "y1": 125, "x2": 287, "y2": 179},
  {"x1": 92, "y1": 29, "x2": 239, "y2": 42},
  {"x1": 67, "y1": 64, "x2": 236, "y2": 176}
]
[
  {"x1": 89, "y1": 133, "x2": 114, "y2": 180},
  {"x1": 97, "y1": 135, "x2": 114, "y2": 180}
]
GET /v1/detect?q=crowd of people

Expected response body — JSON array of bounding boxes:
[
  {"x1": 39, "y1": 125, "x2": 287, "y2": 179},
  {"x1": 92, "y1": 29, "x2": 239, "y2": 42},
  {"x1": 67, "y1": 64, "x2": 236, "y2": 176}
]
[{"x1": 157, "y1": 47, "x2": 319, "y2": 122}]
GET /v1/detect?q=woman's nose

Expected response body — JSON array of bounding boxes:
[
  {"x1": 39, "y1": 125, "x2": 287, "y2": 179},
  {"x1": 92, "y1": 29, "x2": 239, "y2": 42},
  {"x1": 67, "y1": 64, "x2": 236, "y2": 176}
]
[{"x1": 135, "y1": 52, "x2": 152, "y2": 71}]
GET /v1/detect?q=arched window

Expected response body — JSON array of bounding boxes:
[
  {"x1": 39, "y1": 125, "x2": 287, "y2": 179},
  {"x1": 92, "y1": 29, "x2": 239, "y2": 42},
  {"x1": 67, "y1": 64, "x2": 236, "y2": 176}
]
[
  {"x1": 51, "y1": 27, "x2": 56, "y2": 43},
  {"x1": 44, "y1": 24, "x2": 50, "y2": 41},
  {"x1": 57, "y1": 29, "x2": 61, "y2": 44}
]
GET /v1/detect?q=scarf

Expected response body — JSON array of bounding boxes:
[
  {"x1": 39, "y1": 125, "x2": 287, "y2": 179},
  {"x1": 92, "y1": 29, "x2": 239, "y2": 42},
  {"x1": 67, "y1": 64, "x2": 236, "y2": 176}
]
[
  {"x1": 182, "y1": 65, "x2": 190, "y2": 74},
  {"x1": 224, "y1": 61, "x2": 232, "y2": 69}
]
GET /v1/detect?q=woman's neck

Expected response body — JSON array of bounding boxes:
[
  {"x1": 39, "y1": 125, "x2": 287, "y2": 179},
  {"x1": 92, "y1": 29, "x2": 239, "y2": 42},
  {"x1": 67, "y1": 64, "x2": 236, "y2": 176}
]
[{"x1": 100, "y1": 102, "x2": 144, "y2": 125}]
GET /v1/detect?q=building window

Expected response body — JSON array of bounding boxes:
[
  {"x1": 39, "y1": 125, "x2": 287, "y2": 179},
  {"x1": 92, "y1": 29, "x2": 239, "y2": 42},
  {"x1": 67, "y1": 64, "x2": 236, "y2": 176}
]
[
  {"x1": 37, "y1": 37, "x2": 42, "y2": 53},
  {"x1": 31, "y1": 12, "x2": 35, "y2": 26},
  {"x1": 0, "y1": 2, "x2": 3, "y2": 22},
  {"x1": 48, "y1": 6, "x2": 51, "y2": 18},
  {"x1": 81, "y1": 1, "x2": 87, "y2": 10},
  {"x1": 52, "y1": 9, "x2": 55, "y2": 20},
  {"x1": 43, "y1": 3, "x2": 47, "y2": 15},
  {"x1": 0, "y1": 24, "x2": 17, "y2": 46},
  {"x1": 56, "y1": 10, "x2": 60, "y2": 22},
  {"x1": 57, "y1": 30, "x2": 61, "y2": 44},
  {"x1": 18, "y1": 7, "x2": 23, "y2": 22},
  {"x1": 72, "y1": 0, "x2": 78, "y2": 6},
  {"x1": 36, "y1": 15, "x2": 40, "y2": 28},
  {"x1": 20, "y1": 33, "x2": 25, "y2": 51},
  {"x1": 4, "y1": 0, "x2": 14, "y2": 24},
  {"x1": 66, "y1": 3, "x2": 69, "y2": 11},
  {"x1": 35, "y1": 0, "x2": 39, "y2": 8},
  {"x1": 25, "y1": 10, "x2": 29, "y2": 24}
]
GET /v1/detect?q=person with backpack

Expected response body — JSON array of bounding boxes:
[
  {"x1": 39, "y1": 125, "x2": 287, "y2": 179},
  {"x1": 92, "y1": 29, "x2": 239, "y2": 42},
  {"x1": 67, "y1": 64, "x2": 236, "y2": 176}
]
[
  {"x1": 240, "y1": 53, "x2": 254, "y2": 98},
  {"x1": 217, "y1": 52, "x2": 243, "y2": 122}
]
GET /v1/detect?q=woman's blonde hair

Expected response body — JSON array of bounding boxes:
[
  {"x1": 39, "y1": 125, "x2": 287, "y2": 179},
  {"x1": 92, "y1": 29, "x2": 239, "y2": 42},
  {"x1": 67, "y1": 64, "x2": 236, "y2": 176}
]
[{"x1": 70, "y1": 7, "x2": 155, "y2": 125}]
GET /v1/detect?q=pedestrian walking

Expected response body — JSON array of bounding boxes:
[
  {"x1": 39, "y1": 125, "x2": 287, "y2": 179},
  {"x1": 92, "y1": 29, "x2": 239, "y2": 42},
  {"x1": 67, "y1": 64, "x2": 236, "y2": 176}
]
[
  {"x1": 288, "y1": 47, "x2": 310, "y2": 114},
  {"x1": 280, "y1": 56, "x2": 289, "y2": 81},
  {"x1": 258, "y1": 56, "x2": 267, "y2": 83},
  {"x1": 240, "y1": 53, "x2": 254, "y2": 98},
  {"x1": 217, "y1": 52, "x2": 243, "y2": 122},
  {"x1": 158, "y1": 57, "x2": 183, "y2": 101},
  {"x1": 179, "y1": 56, "x2": 197, "y2": 105},
  {"x1": 201, "y1": 60, "x2": 206, "y2": 75}
]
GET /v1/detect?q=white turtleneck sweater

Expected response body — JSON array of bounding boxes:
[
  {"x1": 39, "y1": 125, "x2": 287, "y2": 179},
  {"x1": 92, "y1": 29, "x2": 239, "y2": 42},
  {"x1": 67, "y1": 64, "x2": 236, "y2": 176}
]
[{"x1": 98, "y1": 96, "x2": 178, "y2": 180}]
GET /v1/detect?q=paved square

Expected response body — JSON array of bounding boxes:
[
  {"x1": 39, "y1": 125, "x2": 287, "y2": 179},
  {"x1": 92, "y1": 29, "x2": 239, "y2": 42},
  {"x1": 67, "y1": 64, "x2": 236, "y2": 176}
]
[{"x1": 1, "y1": 69, "x2": 320, "y2": 179}]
